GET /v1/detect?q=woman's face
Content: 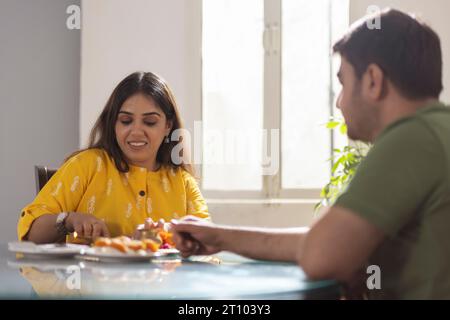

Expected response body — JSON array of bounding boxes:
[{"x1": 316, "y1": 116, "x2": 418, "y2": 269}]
[{"x1": 115, "y1": 93, "x2": 172, "y2": 170}]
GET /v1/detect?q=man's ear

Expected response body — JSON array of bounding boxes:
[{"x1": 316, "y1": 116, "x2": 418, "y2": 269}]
[{"x1": 362, "y1": 63, "x2": 385, "y2": 101}]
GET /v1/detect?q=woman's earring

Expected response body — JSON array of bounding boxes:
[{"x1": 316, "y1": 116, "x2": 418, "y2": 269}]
[{"x1": 164, "y1": 135, "x2": 170, "y2": 143}]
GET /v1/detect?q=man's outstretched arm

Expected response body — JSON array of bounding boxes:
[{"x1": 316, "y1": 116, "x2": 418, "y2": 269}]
[{"x1": 171, "y1": 206, "x2": 385, "y2": 282}]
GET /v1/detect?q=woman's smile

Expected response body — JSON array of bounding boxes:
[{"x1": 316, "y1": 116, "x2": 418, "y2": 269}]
[{"x1": 127, "y1": 140, "x2": 149, "y2": 151}]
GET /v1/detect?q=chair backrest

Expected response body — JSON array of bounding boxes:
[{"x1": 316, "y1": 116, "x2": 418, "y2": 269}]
[{"x1": 34, "y1": 165, "x2": 57, "y2": 194}]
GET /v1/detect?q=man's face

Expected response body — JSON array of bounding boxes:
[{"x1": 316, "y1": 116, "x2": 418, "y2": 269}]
[{"x1": 336, "y1": 56, "x2": 377, "y2": 142}]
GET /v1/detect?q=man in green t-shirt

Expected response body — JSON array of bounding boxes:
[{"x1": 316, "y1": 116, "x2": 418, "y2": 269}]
[{"x1": 171, "y1": 9, "x2": 449, "y2": 299}]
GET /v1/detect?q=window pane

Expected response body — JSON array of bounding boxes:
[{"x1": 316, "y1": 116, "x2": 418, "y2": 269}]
[
  {"x1": 202, "y1": 0, "x2": 264, "y2": 191},
  {"x1": 282, "y1": 0, "x2": 348, "y2": 189},
  {"x1": 331, "y1": 0, "x2": 350, "y2": 152}
]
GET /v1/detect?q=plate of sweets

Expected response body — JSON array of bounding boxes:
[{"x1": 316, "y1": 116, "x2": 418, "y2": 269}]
[{"x1": 77, "y1": 230, "x2": 179, "y2": 263}]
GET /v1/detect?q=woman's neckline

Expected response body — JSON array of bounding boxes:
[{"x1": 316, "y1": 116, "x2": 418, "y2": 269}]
[{"x1": 129, "y1": 163, "x2": 162, "y2": 173}]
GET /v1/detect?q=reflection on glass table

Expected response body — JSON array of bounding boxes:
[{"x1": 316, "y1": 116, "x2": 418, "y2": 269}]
[{"x1": 4, "y1": 244, "x2": 341, "y2": 299}]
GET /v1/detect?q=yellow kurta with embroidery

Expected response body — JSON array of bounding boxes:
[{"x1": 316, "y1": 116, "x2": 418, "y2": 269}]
[{"x1": 18, "y1": 148, "x2": 209, "y2": 240}]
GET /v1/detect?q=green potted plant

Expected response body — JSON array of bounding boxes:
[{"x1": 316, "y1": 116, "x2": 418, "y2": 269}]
[{"x1": 315, "y1": 119, "x2": 370, "y2": 212}]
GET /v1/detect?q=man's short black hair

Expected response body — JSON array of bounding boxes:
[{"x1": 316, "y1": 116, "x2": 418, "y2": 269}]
[{"x1": 333, "y1": 9, "x2": 443, "y2": 100}]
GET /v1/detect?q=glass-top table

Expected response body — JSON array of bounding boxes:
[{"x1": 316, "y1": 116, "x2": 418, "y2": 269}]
[{"x1": 0, "y1": 243, "x2": 341, "y2": 299}]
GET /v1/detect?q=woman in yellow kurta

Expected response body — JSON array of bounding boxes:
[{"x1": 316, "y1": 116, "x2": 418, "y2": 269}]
[{"x1": 18, "y1": 72, "x2": 209, "y2": 243}]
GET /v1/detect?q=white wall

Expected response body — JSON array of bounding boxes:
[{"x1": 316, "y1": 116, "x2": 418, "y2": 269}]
[
  {"x1": 80, "y1": 0, "x2": 202, "y2": 147},
  {"x1": 0, "y1": 0, "x2": 80, "y2": 242},
  {"x1": 350, "y1": 0, "x2": 450, "y2": 104}
]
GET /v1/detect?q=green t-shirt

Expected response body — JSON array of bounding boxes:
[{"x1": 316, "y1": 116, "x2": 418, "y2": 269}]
[{"x1": 334, "y1": 102, "x2": 450, "y2": 300}]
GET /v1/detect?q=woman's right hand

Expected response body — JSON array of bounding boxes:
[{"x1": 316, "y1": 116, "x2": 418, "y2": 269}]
[
  {"x1": 65, "y1": 212, "x2": 110, "y2": 239},
  {"x1": 132, "y1": 218, "x2": 168, "y2": 240}
]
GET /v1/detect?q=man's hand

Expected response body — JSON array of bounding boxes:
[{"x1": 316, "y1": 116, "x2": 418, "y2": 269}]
[
  {"x1": 65, "y1": 212, "x2": 110, "y2": 239},
  {"x1": 170, "y1": 216, "x2": 223, "y2": 258}
]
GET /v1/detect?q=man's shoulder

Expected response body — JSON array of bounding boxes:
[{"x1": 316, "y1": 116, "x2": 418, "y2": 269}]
[
  {"x1": 376, "y1": 107, "x2": 450, "y2": 149},
  {"x1": 334, "y1": 105, "x2": 450, "y2": 237},
  {"x1": 360, "y1": 107, "x2": 447, "y2": 174},
  {"x1": 415, "y1": 103, "x2": 450, "y2": 135},
  {"x1": 372, "y1": 106, "x2": 450, "y2": 162}
]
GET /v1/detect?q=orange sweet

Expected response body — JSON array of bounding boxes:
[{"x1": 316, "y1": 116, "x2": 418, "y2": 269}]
[
  {"x1": 94, "y1": 237, "x2": 112, "y2": 247},
  {"x1": 143, "y1": 239, "x2": 160, "y2": 252},
  {"x1": 158, "y1": 230, "x2": 175, "y2": 247},
  {"x1": 110, "y1": 238, "x2": 129, "y2": 253},
  {"x1": 92, "y1": 231, "x2": 176, "y2": 253},
  {"x1": 127, "y1": 240, "x2": 146, "y2": 251}
]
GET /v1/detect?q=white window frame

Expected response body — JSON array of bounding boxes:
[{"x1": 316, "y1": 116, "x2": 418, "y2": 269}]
[{"x1": 200, "y1": 0, "x2": 348, "y2": 202}]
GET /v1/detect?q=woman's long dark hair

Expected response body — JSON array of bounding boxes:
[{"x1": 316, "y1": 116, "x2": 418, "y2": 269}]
[{"x1": 67, "y1": 72, "x2": 194, "y2": 175}]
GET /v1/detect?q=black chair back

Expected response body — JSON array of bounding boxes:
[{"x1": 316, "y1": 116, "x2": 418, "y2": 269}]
[{"x1": 34, "y1": 165, "x2": 57, "y2": 194}]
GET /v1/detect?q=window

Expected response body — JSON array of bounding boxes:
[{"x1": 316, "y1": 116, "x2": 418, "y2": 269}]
[
  {"x1": 202, "y1": 0, "x2": 264, "y2": 191},
  {"x1": 202, "y1": 0, "x2": 349, "y2": 199}
]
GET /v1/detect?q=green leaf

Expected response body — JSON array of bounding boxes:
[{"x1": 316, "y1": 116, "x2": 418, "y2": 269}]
[
  {"x1": 314, "y1": 202, "x2": 322, "y2": 212},
  {"x1": 320, "y1": 185, "x2": 329, "y2": 198},
  {"x1": 331, "y1": 156, "x2": 345, "y2": 173},
  {"x1": 339, "y1": 123, "x2": 348, "y2": 134},
  {"x1": 318, "y1": 120, "x2": 371, "y2": 216},
  {"x1": 327, "y1": 121, "x2": 341, "y2": 130}
]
